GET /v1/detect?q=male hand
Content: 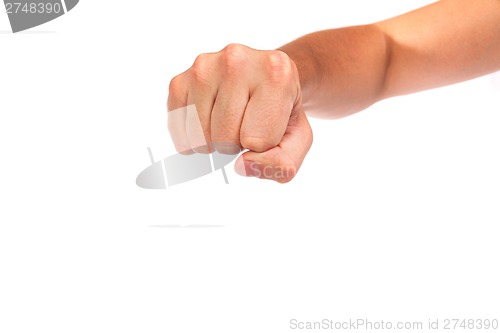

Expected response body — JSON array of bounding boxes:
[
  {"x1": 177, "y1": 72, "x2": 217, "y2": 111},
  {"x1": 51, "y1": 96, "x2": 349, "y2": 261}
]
[{"x1": 167, "y1": 44, "x2": 313, "y2": 183}]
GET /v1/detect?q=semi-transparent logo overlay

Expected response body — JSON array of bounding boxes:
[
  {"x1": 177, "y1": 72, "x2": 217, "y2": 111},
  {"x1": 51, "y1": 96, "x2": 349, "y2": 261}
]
[
  {"x1": 3, "y1": 0, "x2": 79, "y2": 33},
  {"x1": 136, "y1": 105, "x2": 241, "y2": 189}
]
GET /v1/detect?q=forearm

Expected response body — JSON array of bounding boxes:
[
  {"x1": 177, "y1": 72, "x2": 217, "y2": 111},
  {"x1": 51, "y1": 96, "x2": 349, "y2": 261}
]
[
  {"x1": 280, "y1": 0, "x2": 500, "y2": 120},
  {"x1": 279, "y1": 25, "x2": 389, "y2": 119},
  {"x1": 376, "y1": 0, "x2": 500, "y2": 99}
]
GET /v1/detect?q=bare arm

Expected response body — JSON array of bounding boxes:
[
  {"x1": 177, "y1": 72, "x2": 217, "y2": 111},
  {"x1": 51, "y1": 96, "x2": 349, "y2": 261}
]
[
  {"x1": 168, "y1": 0, "x2": 500, "y2": 183},
  {"x1": 279, "y1": 0, "x2": 500, "y2": 119}
]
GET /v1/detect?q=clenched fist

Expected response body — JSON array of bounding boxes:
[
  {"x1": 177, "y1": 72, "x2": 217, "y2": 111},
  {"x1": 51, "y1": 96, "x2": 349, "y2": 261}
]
[{"x1": 167, "y1": 44, "x2": 313, "y2": 183}]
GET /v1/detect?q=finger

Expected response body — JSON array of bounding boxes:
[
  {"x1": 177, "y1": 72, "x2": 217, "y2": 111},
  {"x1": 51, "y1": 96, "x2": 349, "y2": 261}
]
[
  {"x1": 186, "y1": 90, "x2": 217, "y2": 153},
  {"x1": 210, "y1": 81, "x2": 248, "y2": 154},
  {"x1": 168, "y1": 106, "x2": 194, "y2": 154},
  {"x1": 234, "y1": 105, "x2": 312, "y2": 183},
  {"x1": 167, "y1": 75, "x2": 193, "y2": 154},
  {"x1": 186, "y1": 104, "x2": 211, "y2": 153},
  {"x1": 240, "y1": 50, "x2": 299, "y2": 153},
  {"x1": 185, "y1": 53, "x2": 219, "y2": 153},
  {"x1": 239, "y1": 83, "x2": 294, "y2": 153}
]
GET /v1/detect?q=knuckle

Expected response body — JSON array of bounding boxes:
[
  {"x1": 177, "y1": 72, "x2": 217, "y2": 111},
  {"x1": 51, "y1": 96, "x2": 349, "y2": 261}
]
[
  {"x1": 174, "y1": 143, "x2": 192, "y2": 155},
  {"x1": 167, "y1": 74, "x2": 186, "y2": 110},
  {"x1": 190, "y1": 53, "x2": 213, "y2": 82},
  {"x1": 265, "y1": 50, "x2": 294, "y2": 82},
  {"x1": 168, "y1": 74, "x2": 183, "y2": 96},
  {"x1": 241, "y1": 135, "x2": 276, "y2": 153},
  {"x1": 220, "y1": 43, "x2": 247, "y2": 75},
  {"x1": 193, "y1": 53, "x2": 210, "y2": 70},
  {"x1": 212, "y1": 142, "x2": 242, "y2": 155},
  {"x1": 222, "y1": 43, "x2": 246, "y2": 58}
]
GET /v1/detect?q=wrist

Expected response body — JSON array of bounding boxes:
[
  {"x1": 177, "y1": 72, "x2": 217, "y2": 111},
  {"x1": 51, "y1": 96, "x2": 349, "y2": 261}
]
[{"x1": 277, "y1": 43, "x2": 320, "y2": 112}]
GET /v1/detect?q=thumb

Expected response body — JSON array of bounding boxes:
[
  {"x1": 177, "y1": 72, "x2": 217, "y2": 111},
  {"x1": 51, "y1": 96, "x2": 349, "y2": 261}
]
[{"x1": 234, "y1": 106, "x2": 313, "y2": 183}]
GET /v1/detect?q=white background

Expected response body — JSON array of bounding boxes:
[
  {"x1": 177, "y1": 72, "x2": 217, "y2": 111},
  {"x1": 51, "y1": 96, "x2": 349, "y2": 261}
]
[{"x1": 1, "y1": 1, "x2": 499, "y2": 332}]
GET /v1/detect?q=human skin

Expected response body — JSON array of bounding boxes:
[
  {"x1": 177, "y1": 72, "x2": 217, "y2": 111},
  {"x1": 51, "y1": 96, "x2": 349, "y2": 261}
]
[{"x1": 167, "y1": 0, "x2": 500, "y2": 183}]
